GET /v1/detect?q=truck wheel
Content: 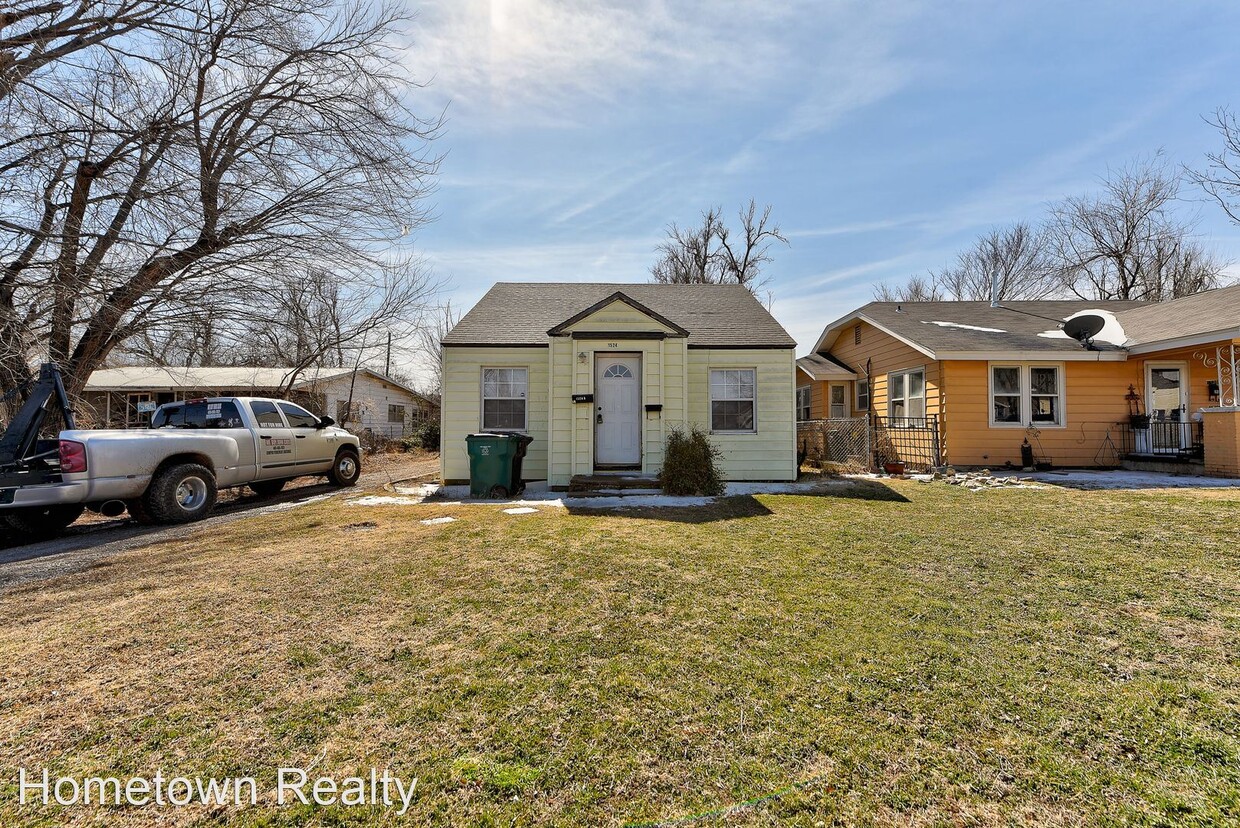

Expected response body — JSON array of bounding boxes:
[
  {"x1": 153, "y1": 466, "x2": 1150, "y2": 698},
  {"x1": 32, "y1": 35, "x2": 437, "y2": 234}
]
[
  {"x1": 249, "y1": 480, "x2": 286, "y2": 497},
  {"x1": 3, "y1": 504, "x2": 85, "y2": 540},
  {"x1": 327, "y1": 449, "x2": 361, "y2": 487},
  {"x1": 144, "y1": 463, "x2": 217, "y2": 524}
]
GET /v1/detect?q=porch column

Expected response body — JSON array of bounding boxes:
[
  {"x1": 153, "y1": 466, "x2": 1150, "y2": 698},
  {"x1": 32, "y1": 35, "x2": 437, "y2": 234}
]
[{"x1": 1201, "y1": 407, "x2": 1240, "y2": 478}]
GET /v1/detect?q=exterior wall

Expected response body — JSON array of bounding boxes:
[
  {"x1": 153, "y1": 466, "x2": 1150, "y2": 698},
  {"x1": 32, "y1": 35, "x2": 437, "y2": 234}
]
[
  {"x1": 441, "y1": 346, "x2": 550, "y2": 484},
  {"x1": 825, "y1": 321, "x2": 942, "y2": 418},
  {"x1": 939, "y1": 359, "x2": 1138, "y2": 468},
  {"x1": 1202, "y1": 408, "x2": 1240, "y2": 478},
  {"x1": 687, "y1": 348, "x2": 797, "y2": 481},
  {"x1": 318, "y1": 374, "x2": 431, "y2": 440}
]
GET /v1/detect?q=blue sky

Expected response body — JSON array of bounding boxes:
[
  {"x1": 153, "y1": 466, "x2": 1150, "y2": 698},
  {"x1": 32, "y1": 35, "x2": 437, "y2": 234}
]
[{"x1": 402, "y1": 0, "x2": 1240, "y2": 356}]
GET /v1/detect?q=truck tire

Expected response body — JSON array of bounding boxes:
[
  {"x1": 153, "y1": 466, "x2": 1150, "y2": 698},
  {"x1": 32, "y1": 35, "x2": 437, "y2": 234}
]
[
  {"x1": 327, "y1": 449, "x2": 361, "y2": 487},
  {"x1": 249, "y1": 480, "x2": 286, "y2": 497},
  {"x1": 144, "y1": 463, "x2": 217, "y2": 524},
  {"x1": 3, "y1": 504, "x2": 84, "y2": 540}
]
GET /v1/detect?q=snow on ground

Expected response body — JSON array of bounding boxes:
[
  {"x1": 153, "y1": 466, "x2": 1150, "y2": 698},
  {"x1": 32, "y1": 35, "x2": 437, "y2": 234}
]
[
  {"x1": 502, "y1": 507, "x2": 540, "y2": 515},
  {"x1": 419, "y1": 516, "x2": 457, "y2": 525},
  {"x1": 993, "y1": 469, "x2": 1240, "y2": 490}
]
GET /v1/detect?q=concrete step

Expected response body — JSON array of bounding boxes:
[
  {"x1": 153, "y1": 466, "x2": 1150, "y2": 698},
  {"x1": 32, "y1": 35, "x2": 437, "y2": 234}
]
[{"x1": 568, "y1": 474, "x2": 659, "y2": 494}]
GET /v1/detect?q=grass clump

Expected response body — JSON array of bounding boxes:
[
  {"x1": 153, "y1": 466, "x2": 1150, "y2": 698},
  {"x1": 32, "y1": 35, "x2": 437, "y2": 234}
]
[{"x1": 657, "y1": 425, "x2": 725, "y2": 496}]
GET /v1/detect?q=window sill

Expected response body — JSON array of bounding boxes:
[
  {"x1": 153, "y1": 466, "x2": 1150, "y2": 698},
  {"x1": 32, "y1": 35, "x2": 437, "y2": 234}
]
[
  {"x1": 988, "y1": 421, "x2": 1065, "y2": 429},
  {"x1": 711, "y1": 430, "x2": 758, "y2": 435}
]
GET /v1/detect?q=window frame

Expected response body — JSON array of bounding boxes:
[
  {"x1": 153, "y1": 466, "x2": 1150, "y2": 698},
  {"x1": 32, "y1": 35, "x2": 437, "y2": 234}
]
[
  {"x1": 855, "y1": 377, "x2": 870, "y2": 413},
  {"x1": 709, "y1": 368, "x2": 757, "y2": 434},
  {"x1": 795, "y1": 385, "x2": 812, "y2": 422},
  {"x1": 480, "y1": 366, "x2": 529, "y2": 432},
  {"x1": 987, "y1": 362, "x2": 1066, "y2": 429},
  {"x1": 887, "y1": 367, "x2": 926, "y2": 426},
  {"x1": 387, "y1": 403, "x2": 406, "y2": 424},
  {"x1": 278, "y1": 401, "x2": 319, "y2": 429},
  {"x1": 250, "y1": 400, "x2": 288, "y2": 429},
  {"x1": 829, "y1": 384, "x2": 848, "y2": 418}
]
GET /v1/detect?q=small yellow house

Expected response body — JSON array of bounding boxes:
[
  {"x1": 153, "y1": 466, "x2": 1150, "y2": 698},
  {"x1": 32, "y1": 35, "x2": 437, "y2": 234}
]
[
  {"x1": 441, "y1": 283, "x2": 798, "y2": 488},
  {"x1": 798, "y1": 285, "x2": 1240, "y2": 475}
]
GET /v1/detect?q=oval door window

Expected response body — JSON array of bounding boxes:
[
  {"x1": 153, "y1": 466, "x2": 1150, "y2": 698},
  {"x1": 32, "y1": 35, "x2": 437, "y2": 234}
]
[{"x1": 603, "y1": 364, "x2": 633, "y2": 378}]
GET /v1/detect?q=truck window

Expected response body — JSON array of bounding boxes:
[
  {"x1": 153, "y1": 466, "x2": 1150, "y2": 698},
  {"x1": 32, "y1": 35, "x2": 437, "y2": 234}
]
[
  {"x1": 278, "y1": 402, "x2": 319, "y2": 429},
  {"x1": 152, "y1": 401, "x2": 245, "y2": 429},
  {"x1": 250, "y1": 401, "x2": 287, "y2": 428}
]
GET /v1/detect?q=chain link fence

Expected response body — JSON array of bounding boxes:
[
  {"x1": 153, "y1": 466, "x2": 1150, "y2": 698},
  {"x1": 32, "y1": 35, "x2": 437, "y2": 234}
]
[{"x1": 798, "y1": 415, "x2": 942, "y2": 472}]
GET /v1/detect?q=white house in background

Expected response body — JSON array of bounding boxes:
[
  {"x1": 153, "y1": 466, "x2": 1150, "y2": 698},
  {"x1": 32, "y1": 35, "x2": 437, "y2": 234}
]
[
  {"x1": 83, "y1": 366, "x2": 434, "y2": 437},
  {"x1": 440, "y1": 282, "x2": 799, "y2": 489}
]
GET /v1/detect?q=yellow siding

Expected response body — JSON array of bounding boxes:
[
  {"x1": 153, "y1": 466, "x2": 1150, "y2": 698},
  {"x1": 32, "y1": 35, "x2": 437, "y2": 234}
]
[
  {"x1": 560, "y1": 299, "x2": 680, "y2": 334},
  {"x1": 825, "y1": 320, "x2": 941, "y2": 418},
  {"x1": 687, "y1": 349, "x2": 797, "y2": 480},
  {"x1": 440, "y1": 347, "x2": 550, "y2": 483}
]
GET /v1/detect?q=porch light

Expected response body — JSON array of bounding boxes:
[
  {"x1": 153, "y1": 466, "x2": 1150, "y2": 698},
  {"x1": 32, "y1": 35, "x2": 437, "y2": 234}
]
[{"x1": 577, "y1": 351, "x2": 588, "y2": 364}]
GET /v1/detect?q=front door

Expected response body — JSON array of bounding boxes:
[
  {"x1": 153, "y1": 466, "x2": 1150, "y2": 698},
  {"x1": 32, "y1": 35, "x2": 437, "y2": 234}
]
[
  {"x1": 1146, "y1": 362, "x2": 1189, "y2": 453},
  {"x1": 595, "y1": 355, "x2": 641, "y2": 467}
]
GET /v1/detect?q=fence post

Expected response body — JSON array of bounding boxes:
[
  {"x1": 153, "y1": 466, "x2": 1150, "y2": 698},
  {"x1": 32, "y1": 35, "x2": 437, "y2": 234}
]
[
  {"x1": 864, "y1": 413, "x2": 874, "y2": 471},
  {"x1": 931, "y1": 414, "x2": 942, "y2": 468}
]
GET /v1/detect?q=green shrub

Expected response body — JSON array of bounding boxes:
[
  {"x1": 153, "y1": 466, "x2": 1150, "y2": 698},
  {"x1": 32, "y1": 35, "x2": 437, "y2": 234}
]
[
  {"x1": 658, "y1": 425, "x2": 725, "y2": 496},
  {"x1": 403, "y1": 421, "x2": 441, "y2": 452}
]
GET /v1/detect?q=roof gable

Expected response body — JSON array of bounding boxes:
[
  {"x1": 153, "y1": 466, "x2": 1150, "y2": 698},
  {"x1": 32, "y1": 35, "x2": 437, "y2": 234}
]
[{"x1": 546, "y1": 291, "x2": 689, "y2": 336}]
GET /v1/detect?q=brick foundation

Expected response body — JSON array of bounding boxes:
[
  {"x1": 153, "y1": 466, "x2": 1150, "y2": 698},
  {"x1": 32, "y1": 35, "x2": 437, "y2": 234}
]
[{"x1": 1202, "y1": 408, "x2": 1240, "y2": 478}]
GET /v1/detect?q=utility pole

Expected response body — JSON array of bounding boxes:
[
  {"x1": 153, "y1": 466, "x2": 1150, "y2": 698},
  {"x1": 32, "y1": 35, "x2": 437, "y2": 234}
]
[{"x1": 385, "y1": 331, "x2": 392, "y2": 376}]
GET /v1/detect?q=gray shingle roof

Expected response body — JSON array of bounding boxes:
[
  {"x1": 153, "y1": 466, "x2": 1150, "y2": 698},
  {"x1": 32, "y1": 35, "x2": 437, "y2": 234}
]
[
  {"x1": 796, "y1": 353, "x2": 857, "y2": 379},
  {"x1": 1116, "y1": 284, "x2": 1240, "y2": 346},
  {"x1": 443, "y1": 282, "x2": 796, "y2": 348},
  {"x1": 817, "y1": 300, "x2": 1147, "y2": 356}
]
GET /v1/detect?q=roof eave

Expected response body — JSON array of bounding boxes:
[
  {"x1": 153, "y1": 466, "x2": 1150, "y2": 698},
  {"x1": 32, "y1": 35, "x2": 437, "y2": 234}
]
[{"x1": 1123, "y1": 328, "x2": 1240, "y2": 355}]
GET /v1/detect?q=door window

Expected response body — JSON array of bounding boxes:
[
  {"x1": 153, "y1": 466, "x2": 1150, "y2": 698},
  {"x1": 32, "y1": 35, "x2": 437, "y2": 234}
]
[
  {"x1": 829, "y1": 385, "x2": 847, "y2": 418},
  {"x1": 250, "y1": 401, "x2": 287, "y2": 428},
  {"x1": 278, "y1": 402, "x2": 319, "y2": 428}
]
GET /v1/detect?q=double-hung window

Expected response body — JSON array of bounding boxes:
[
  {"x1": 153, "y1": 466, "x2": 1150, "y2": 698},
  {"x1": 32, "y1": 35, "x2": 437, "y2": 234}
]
[
  {"x1": 482, "y1": 367, "x2": 528, "y2": 430},
  {"x1": 989, "y1": 363, "x2": 1063, "y2": 427},
  {"x1": 796, "y1": 386, "x2": 812, "y2": 421},
  {"x1": 710, "y1": 369, "x2": 756, "y2": 432},
  {"x1": 855, "y1": 378, "x2": 870, "y2": 413},
  {"x1": 888, "y1": 368, "x2": 925, "y2": 426}
]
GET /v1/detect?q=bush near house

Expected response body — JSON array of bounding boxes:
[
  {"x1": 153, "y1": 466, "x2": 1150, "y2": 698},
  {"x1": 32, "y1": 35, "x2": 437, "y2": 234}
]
[
  {"x1": 403, "y1": 421, "x2": 441, "y2": 452},
  {"x1": 658, "y1": 425, "x2": 725, "y2": 496}
]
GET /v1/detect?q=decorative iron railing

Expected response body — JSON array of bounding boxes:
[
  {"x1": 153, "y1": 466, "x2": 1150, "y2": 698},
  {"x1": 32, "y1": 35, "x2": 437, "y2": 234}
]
[{"x1": 1117, "y1": 420, "x2": 1204, "y2": 459}]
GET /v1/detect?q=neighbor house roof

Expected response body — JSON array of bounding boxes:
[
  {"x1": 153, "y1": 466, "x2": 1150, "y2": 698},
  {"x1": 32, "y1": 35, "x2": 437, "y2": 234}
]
[
  {"x1": 443, "y1": 282, "x2": 796, "y2": 349},
  {"x1": 85, "y1": 366, "x2": 426, "y2": 399},
  {"x1": 812, "y1": 300, "x2": 1147, "y2": 360},
  {"x1": 796, "y1": 353, "x2": 857, "y2": 380},
  {"x1": 1114, "y1": 284, "x2": 1240, "y2": 352}
]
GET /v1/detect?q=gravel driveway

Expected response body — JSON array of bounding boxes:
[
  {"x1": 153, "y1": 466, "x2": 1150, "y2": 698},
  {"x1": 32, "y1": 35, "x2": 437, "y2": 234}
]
[{"x1": 0, "y1": 454, "x2": 438, "y2": 593}]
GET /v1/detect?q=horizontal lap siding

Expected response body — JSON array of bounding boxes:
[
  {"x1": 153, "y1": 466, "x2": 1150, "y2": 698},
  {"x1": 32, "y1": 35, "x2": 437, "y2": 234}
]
[
  {"x1": 441, "y1": 347, "x2": 549, "y2": 482},
  {"x1": 825, "y1": 322, "x2": 941, "y2": 419},
  {"x1": 942, "y1": 360, "x2": 1138, "y2": 467},
  {"x1": 687, "y1": 349, "x2": 796, "y2": 480},
  {"x1": 320, "y1": 375, "x2": 429, "y2": 440}
]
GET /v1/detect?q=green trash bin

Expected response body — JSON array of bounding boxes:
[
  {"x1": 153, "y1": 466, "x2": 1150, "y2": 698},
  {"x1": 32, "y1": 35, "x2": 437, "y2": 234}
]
[{"x1": 465, "y1": 432, "x2": 533, "y2": 498}]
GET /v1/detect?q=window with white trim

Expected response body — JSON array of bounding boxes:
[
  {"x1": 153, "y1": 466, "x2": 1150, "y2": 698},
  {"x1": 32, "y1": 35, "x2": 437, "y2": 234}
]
[
  {"x1": 829, "y1": 384, "x2": 847, "y2": 418},
  {"x1": 888, "y1": 368, "x2": 925, "y2": 425},
  {"x1": 796, "y1": 385, "x2": 811, "y2": 421},
  {"x1": 482, "y1": 367, "x2": 528, "y2": 430},
  {"x1": 855, "y1": 378, "x2": 870, "y2": 412},
  {"x1": 710, "y1": 369, "x2": 756, "y2": 432},
  {"x1": 989, "y1": 363, "x2": 1062, "y2": 427}
]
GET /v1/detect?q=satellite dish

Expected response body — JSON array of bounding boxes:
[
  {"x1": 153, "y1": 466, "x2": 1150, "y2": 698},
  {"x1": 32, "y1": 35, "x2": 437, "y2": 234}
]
[{"x1": 1063, "y1": 314, "x2": 1106, "y2": 343}]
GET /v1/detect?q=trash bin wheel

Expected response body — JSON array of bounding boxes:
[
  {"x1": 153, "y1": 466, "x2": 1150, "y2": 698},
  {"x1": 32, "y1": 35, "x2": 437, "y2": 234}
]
[{"x1": 488, "y1": 484, "x2": 509, "y2": 499}]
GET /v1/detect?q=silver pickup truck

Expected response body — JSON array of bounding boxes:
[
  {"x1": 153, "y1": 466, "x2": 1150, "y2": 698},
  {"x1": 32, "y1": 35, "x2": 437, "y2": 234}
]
[{"x1": 0, "y1": 396, "x2": 361, "y2": 537}]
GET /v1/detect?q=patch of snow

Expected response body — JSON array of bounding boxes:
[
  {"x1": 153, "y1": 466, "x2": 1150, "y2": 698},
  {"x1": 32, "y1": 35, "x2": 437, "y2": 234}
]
[
  {"x1": 994, "y1": 469, "x2": 1240, "y2": 490},
  {"x1": 1038, "y1": 309, "x2": 1127, "y2": 346},
  {"x1": 922, "y1": 320, "x2": 1006, "y2": 333},
  {"x1": 502, "y1": 506, "x2": 539, "y2": 515},
  {"x1": 420, "y1": 516, "x2": 457, "y2": 525},
  {"x1": 257, "y1": 494, "x2": 334, "y2": 513},
  {"x1": 348, "y1": 495, "x2": 425, "y2": 506}
]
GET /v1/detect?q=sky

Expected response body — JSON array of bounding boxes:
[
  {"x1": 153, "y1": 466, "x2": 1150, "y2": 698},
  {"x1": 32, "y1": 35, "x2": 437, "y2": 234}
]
[{"x1": 398, "y1": 0, "x2": 1240, "y2": 360}]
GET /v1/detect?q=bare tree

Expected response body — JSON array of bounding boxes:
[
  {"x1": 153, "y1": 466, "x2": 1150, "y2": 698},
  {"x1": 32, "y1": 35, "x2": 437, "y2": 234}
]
[
  {"x1": 650, "y1": 200, "x2": 787, "y2": 293},
  {"x1": 1192, "y1": 108, "x2": 1240, "y2": 229},
  {"x1": 1048, "y1": 158, "x2": 1223, "y2": 301},
  {"x1": 0, "y1": 0, "x2": 441, "y2": 399},
  {"x1": 872, "y1": 274, "x2": 943, "y2": 302},
  {"x1": 935, "y1": 223, "x2": 1057, "y2": 300},
  {"x1": 416, "y1": 301, "x2": 460, "y2": 401}
]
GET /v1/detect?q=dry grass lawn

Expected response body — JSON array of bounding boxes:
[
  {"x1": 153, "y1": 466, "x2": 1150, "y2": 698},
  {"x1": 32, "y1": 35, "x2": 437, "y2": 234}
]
[{"x1": 0, "y1": 479, "x2": 1237, "y2": 826}]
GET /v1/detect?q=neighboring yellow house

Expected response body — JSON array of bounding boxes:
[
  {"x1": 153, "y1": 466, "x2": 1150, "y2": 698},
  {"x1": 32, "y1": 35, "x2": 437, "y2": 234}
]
[
  {"x1": 798, "y1": 285, "x2": 1240, "y2": 475},
  {"x1": 441, "y1": 283, "x2": 798, "y2": 488}
]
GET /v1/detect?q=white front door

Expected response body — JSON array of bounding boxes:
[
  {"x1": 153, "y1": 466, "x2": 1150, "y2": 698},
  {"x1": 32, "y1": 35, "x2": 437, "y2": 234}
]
[
  {"x1": 1146, "y1": 362, "x2": 1189, "y2": 452},
  {"x1": 595, "y1": 355, "x2": 641, "y2": 466}
]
